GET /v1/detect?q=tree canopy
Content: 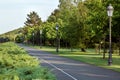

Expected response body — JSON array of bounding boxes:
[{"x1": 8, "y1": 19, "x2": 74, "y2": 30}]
[{"x1": 2, "y1": 0, "x2": 120, "y2": 52}]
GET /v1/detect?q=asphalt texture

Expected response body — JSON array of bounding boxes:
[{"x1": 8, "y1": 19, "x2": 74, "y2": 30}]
[{"x1": 19, "y1": 44, "x2": 120, "y2": 80}]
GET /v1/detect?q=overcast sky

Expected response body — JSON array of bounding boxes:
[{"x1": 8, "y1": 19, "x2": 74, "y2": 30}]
[{"x1": 0, "y1": 0, "x2": 59, "y2": 34}]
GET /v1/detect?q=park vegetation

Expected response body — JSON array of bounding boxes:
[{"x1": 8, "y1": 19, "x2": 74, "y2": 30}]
[
  {"x1": 0, "y1": 42, "x2": 56, "y2": 80},
  {"x1": 0, "y1": 0, "x2": 119, "y2": 53},
  {"x1": 0, "y1": 0, "x2": 119, "y2": 78},
  {"x1": 0, "y1": 0, "x2": 120, "y2": 67}
]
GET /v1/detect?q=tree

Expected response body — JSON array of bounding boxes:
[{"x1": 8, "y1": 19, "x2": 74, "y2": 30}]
[
  {"x1": 47, "y1": 9, "x2": 60, "y2": 23},
  {"x1": 24, "y1": 11, "x2": 42, "y2": 27},
  {"x1": 24, "y1": 11, "x2": 42, "y2": 45},
  {"x1": 58, "y1": 0, "x2": 90, "y2": 51},
  {"x1": 85, "y1": 0, "x2": 108, "y2": 43}
]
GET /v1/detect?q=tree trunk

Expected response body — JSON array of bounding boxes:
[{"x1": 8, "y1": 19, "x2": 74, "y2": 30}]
[
  {"x1": 81, "y1": 48, "x2": 86, "y2": 52},
  {"x1": 103, "y1": 36, "x2": 106, "y2": 59},
  {"x1": 99, "y1": 44, "x2": 101, "y2": 54},
  {"x1": 103, "y1": 48, "x2": 106, "y2": 59},
  {"x1": 66, "y1": 42, "x2": 68, "y2": 49},
  {"x1": 119, "y1": 47, "x2": 120, "y2": 56},
  {"x1": 70, "y1": 44, "x2": 73, "y2": 52},
  {"x1": 95, "y1": 44, "x2": 99, "y2": 54}
]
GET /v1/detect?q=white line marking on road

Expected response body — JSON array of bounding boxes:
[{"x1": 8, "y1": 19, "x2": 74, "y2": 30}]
[{"x1": 41, "y1": 59, "x2": 78, "y2": 80}]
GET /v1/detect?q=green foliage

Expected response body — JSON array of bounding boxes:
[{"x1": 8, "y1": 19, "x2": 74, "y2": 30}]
[
  {"x1": 24, "y1": 11, "x2": 42, "y2": 27},
  {"x1": 1, "y1": 0, "x2": 120, "y2": 51},
  {"x1": 0, "y1": 28, "x2": 23, "y2": 42},
  {"x1": 15, "y1": 34, "x2": 24, "y2": 43},
  {"x1": 0, "y1": 42, "x2": 56, "y2": 80},
  {"x1": 16, "y1": 66, "x2": 55, "y2": 80},
  {"x1": 0, "y1": 66, "x2": 56, "y2": 80},
  {"x1": 22, "y1": 11, "x2": 43, "y2": 45}
]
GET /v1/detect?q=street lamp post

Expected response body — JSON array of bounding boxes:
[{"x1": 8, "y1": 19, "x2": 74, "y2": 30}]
[
  {"x1": 40, "y1": 30, "x2": 42, "y2": 48},
  {"x1": 107, "y1": 4, "x2": 114, "y2": 65},
  {"x1": 33, "y1": 33, "x2": 34, "y2": 46},
  {"x1": 56, "y1": 24, "x2": 59, "y2": 53}
]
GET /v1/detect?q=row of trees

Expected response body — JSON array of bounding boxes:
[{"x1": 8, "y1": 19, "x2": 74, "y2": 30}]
[{"x1": 15, "y1": 0, "x2": 120, "y2": 52}]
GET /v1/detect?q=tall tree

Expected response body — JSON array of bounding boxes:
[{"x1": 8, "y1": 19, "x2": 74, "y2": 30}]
[
  {"x1": 83, "y1": 0, "x2": 109, "y2": 50},
  {"x1": 47, "y1": 9, "x2": 60, "y2": 23},
  {"x1": 58, "y1": 0, "x2": 90, "y2": 51},
  {"x1": 24, "y1": 11, "x2": 42, "y2": 44},
  {"x1": 24, "y1": 11, "x2": 42, "y2": 27}
]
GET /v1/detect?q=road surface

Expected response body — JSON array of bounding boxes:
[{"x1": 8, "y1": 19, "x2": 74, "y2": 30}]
[{"x1": 19, "y1": 44, "x2": 120, "y2": 80}]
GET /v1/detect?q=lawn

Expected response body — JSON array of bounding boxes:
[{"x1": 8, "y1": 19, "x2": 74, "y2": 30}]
[{"x1": 31, "y1": 45, "x2": 120, "y2": 72}]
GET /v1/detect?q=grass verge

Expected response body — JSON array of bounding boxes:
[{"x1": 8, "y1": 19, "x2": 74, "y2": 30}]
[{"x1": 29, "y1": 45, "x2": 120, "y2": 72}]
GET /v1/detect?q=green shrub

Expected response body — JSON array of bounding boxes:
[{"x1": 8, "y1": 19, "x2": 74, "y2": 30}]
[
  {"x1": 0, "y1": 67, "x2": 56, "y2": 80},
  {"x1": 17, "y1": 66, "x2": 56, "y2": 80},
  {"x1": 0, "y1": 42, "x2": 56, "y2": 80}
]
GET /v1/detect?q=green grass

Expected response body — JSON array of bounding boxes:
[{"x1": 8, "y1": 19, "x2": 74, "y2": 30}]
[{"x1": 29, "y1": 45, "x2": 120, "y2": 72}]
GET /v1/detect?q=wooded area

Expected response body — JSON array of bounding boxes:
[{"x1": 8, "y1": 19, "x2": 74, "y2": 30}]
[{"x1": 0, "y1": 0, "x2": 120, "y2": 52}]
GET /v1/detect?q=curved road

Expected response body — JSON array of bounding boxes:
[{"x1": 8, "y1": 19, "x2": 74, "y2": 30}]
[{"x1": 19, "y1": 44, "x2": 120, "y2": 80}]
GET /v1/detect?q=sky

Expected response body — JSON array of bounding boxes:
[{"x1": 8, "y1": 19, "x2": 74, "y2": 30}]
[{"x1": 0, "y1": 0, "x2": 59, "y2": 34}]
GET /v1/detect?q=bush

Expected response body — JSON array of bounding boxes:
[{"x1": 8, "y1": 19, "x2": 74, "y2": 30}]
[
  {"x1": 0, "y1": 42, "x2": 56, "y2": 80},
  {"x1": 15, "y1": 35, "x2": 24, "y2": 43},
  {"x1": 0, "y1": 66, "x2": 56, "y2": 80}
]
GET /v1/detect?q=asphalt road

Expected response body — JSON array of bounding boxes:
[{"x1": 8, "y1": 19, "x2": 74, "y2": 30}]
[{"x1": 19, "y1": 44, "x2": 120, "y2": 80}]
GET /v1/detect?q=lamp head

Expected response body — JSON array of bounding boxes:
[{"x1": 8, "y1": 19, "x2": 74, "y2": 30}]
[{"x1": 107, "y1": 4, "x2": 114, "y2": 17}]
